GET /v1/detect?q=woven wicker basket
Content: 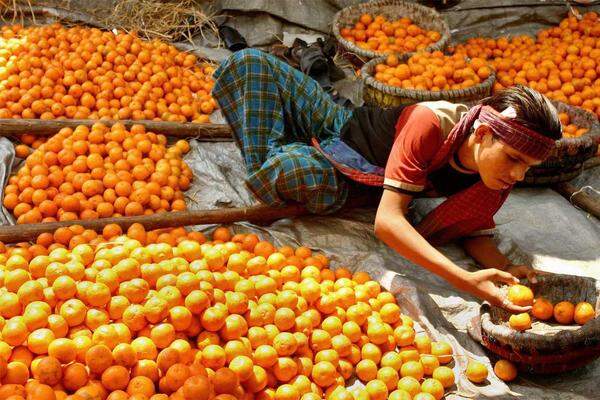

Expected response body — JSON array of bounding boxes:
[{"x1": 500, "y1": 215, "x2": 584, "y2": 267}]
[
  {"x1": 479, "y1": 274, "x2": 600, "y2": 374},
  {"x1": 360, "y1": 54, "x2": 495, "y2": 108},
  {"x1": 522, "y1": 101, "x2": 600, "y2": 186},
  {"x1": 332, "y1": 0, "x2": 450, "y2": 60}
]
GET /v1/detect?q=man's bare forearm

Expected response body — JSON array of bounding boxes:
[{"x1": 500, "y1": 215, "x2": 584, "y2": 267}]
[
  {"x1": 462, "y1": 235, "x2": 511, "y2": 269},
  {"x1": 374, "y1": 206, "x2": 470, "y2": 289}
]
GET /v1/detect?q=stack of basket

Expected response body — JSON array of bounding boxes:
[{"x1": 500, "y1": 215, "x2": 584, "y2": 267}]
[{"x1": 333, "y1": 0, "x2": 494, "y2": 107}]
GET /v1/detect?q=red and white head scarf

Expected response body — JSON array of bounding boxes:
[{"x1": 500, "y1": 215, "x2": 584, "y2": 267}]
[{"x1": 476, "y1": 105, "x2": 556, "y2": 160}]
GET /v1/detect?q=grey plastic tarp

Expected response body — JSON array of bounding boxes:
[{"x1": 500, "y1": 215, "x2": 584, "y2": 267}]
[{"x1": 1, "y1": 1, "x2": 600, "y2": 399}]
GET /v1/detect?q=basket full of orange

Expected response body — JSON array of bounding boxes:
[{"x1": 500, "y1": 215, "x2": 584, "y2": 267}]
[
  {"x1": 332, "y1": 0, "x2": 450, "y2": 60},
  {"x1": 360, "y1": 51, "x2": 495, "y2": 108},
  {"x1": 522, "y1": 100, "x2": 600, "y2": 185},
  {"x1": 475, "y1": 274, "x2": 600, "y2": 374}
]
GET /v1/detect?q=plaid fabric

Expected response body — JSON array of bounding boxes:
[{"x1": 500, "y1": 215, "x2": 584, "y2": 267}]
[
  {"x1": 212, "y1": 49, "x2": 353, "y2": 214},
  {"x1": 416, "y1": 183, "x2": 509, "y2": 244}
]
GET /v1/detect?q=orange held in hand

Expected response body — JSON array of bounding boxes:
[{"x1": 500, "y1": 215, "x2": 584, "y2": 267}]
[{"x1": 507, "y1": 284, "x2": 534, "y2": 307}]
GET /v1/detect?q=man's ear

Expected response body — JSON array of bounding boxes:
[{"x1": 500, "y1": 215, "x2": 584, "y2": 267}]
[{"x1": 473, "y1": 124, "x2": 492, "y2": 143}]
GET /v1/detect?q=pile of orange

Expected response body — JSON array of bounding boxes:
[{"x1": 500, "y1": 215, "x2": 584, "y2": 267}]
[
  {"x1": 0, "y1": 224, "x2": 459, "y2": 400},
  {"x1": 450, "y1": 12, "x2": 600, "y2": 119},
  {"x1": 558, "y1": 112, "x2": 589, "y2": 138},
  {"x1": 506, "y1": 285, "x2": 596, "y2": 331},
  {"x1": 3, "y1": 122, "x2": 192, "y2": 224},
  {"x1": 0, "y1": 23, "x2": 216, "y2": 124},
  {"x1": 340, "y1": 13, "x2": 442, "y2": 54},
  {"x1": 373, "y1": 51, "x2": 491, "y2": 91}
]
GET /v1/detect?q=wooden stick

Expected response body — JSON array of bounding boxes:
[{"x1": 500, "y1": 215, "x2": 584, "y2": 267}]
[
  {"x1": 583, "y1": 157, "x2": 600, "y2": 171},
  {"x1": 552, "y1": 182, "x2": 600, "y2": 220},
  {"x1": 0, "y1": 205, "x2": 307, "y2": 244},
  {"x1": 0, "y1": 118, "x2": 233, "y2": 140}
]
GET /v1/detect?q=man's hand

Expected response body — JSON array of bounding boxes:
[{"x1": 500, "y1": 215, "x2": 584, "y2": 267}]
[
  {"x1": 506, "y1": 265, "x2": 542, "y2": 284},
  {"x1": 457, "y1": 269, "x2": 532, "y2": 313}
]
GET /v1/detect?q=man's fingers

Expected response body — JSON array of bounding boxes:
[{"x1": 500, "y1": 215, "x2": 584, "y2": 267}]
[
  {"x1": 505, "y1": 303, "x2": 532, "y2": 313},
  {"x1": 491, "y1": 269, "x2": 519, "y2": 284},
  {"x1": 527, "y1": 271, "x2": 538, "y2": 284},
  {"x1": 489, "y1": 290, "x2": 532, "y2": 313}
]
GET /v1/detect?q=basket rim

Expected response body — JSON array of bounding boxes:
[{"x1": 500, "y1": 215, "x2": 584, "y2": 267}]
[
  {"x1": 551, "y1": 100, "x2": 600, "y2": 148},
  {"x1": 524, "y1": 100, "x2": 600, "y2": 184},
  {"x1": 332, "y1": 0, "x2": 451, "y2": 60},
  {"x1": 480, "y1": 274, "x2": 600, "y2": 350},
  {"x1": 360, "y1": 55, "x2": 496, "y2": 101},
  {"x1": 480, "y1": 331, "x2": 600, "y2": 374}
]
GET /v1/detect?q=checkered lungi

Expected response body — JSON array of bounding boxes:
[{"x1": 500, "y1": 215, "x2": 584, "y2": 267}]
[{"x1": 211, "y1": 49, "x2": 353, "y2": 214}]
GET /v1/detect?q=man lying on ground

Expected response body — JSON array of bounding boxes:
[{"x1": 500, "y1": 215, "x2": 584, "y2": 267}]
[{"x1": 212, "y1": 49, "x2": 561, "y2": 311}]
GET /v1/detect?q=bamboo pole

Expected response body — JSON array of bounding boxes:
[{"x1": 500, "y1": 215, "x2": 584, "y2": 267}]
[
  {"x1": 0, "y1": 118, "x2": 233, "y2": 140},
  {"x1": 552, "y1": 182, "x2": 600, "y2": 220},
  {"x1": 0, "y1": 205, "x2": 307, "y2": 244}
]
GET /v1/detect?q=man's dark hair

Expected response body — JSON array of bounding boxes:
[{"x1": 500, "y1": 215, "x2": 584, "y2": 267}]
[{"x1": 480, "y1": 85, "x2": 562, "y2": 141}]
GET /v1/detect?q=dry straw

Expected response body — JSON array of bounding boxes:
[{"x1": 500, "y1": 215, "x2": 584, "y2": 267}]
[
  {"x1": 1, "y1": 0, "x2": 219, "y2": 45},
  {"x1": 1, "y1": 0, "x2": 39, "y2": 24},
  {"x1": 104, "y1": 0, "x2": 218, "y2": 44}
]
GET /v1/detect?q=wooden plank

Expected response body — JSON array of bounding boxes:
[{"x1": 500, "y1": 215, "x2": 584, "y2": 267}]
[
  {"x1": 552, "y1": 182, "x2": 600, "y2": 220},
  {"x1": 0, "y1": 118, "x2": 233, "y2": 140},
  {"x1": 0, "y1": 205, "x2": 307, "y2": 244}
]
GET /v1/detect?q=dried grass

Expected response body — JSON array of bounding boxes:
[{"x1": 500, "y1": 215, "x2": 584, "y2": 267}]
[
  {"x1": 1, "y1": 0, "x2": 36, "y2": 25},
  {"x1": 0, "y1": 0, "x2": 106, "y2": 28},
  {"x1": 105, "y1": 0, "x2": 219, "y2": 44}
]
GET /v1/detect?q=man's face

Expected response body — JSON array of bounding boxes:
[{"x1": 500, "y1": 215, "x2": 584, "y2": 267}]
[{"x1": 475, "y1": 127, "x2": 544, "y2": 190}]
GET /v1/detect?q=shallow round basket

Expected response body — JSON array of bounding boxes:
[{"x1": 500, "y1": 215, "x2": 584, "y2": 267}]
[
  {"x1": 479, "y1": 274, "x2": 600, "y2": 374},
  {"x1": 522, "y1": 101, "x2": 600, "y2": 186},
  {"x1": 332, "y1": 0, "x2": 450, "y2": 60},
  {"x1": 360, "y1": 55, "x2": 495, "y2": 108}
]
